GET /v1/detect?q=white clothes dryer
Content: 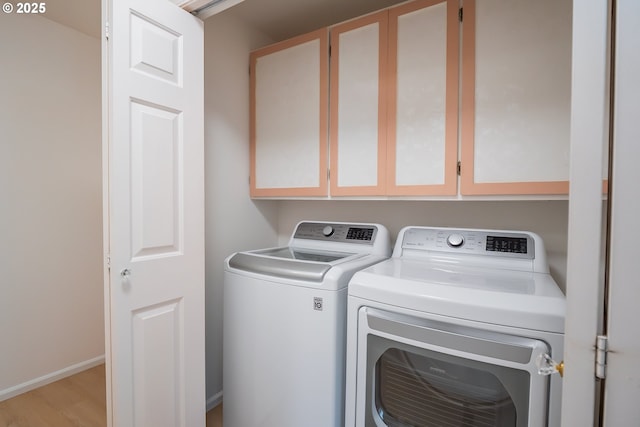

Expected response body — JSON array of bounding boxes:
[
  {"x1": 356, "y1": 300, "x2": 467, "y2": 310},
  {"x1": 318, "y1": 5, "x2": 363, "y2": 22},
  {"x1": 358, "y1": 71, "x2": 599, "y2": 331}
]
[
  {"x1": 344, "y1": 226, "x2": 566, "y2": 427},
  {"x1": 223, "y1": 221, "x2": 391, "y2": 427}
]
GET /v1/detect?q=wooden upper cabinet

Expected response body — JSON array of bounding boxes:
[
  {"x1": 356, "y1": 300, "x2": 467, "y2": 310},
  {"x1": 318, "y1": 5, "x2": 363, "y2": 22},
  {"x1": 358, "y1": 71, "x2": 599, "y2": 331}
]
[
  {"x1": 460, "y1": 0, "x2": 572, "y2": 195},
  {"x1": 250, "y1": 0, "x2": 573, "y2": 198},
  {"x1": 330, "y1": 12, "x2": 388, "y2": 196},
  {"x1": 330, "y1": 0, "x2": 459, "y2": 196},
  {"x1": 250, "y1": 29, "x2": 329, "y2": 197},
  {"x1": 387, "y1": 0, "x2": 459, "y2": 195}
]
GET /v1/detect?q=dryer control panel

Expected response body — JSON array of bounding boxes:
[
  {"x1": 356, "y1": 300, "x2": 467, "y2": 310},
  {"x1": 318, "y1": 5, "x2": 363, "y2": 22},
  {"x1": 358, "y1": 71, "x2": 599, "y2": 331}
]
[{"x1": 401, "y1": 227, "x2": 535, "y2": 260}]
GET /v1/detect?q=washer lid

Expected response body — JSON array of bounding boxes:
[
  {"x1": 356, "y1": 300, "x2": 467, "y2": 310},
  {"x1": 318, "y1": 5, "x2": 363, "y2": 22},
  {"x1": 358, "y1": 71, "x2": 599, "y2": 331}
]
[
  {"x1": 349, "y1": 258, "x2": 566, "y2": 333},
  {"x1": 258, "y1": 247, "x2": 354, "y2": 263},
  {"x1": 227, "y1": 248, "x2": 362, "y2": 282}
]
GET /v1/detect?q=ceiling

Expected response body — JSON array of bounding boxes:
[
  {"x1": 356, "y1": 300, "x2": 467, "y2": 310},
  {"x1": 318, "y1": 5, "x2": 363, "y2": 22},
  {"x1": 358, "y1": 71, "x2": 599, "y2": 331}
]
[
  {"x1": 43, "y1": 0, "x2": 406, "y2": 41},
  {"x1": 224, "y1": 0, "x2": 407, "y2": 41}
]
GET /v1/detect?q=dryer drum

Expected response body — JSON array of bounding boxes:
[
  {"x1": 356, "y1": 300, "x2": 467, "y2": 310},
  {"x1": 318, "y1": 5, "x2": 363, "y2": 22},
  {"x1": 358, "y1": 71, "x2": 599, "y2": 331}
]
[{"x1": 376, "y1": 348, "x2": 518, "y2": 427}]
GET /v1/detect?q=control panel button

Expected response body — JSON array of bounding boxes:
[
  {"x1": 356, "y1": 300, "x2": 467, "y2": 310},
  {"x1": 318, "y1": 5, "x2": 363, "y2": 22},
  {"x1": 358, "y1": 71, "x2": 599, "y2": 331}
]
[
  {"x1": 322, "y1": 225, "x2": 334, "y2": 237},
  {"x1": 447, "y1": 233, "x2": 465, "y2": 247}
]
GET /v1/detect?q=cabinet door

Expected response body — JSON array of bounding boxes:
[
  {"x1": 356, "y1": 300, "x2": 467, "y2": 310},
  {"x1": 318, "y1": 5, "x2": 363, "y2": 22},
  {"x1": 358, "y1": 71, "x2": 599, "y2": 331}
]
[
  {"x1": 330, "y1": 12, "x2": 388, "y2": 196},
  {"x1": 250, "y1": 29, "x2": 329, "y2": 197},
  {"x1": 460, "y1": 0, "x2": 572, "y2": 195},
  {"x1": 387, "y1": 0, "x2": 459, "y2": 196}
]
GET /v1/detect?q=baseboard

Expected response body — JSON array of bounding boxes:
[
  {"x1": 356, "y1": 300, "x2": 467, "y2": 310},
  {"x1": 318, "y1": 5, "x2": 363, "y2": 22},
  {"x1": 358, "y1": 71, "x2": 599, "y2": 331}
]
[
  {"x1": 0, "y1": 355, "x2": 105, "y2": 402},
  {"x1": 206, "y1": 390, "x2": 223, "y2": 411}
]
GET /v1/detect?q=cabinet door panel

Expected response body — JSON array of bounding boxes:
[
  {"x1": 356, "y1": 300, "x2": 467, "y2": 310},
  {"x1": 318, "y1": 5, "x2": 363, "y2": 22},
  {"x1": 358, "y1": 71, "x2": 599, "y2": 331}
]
[
  {"x1": 250, "y1": 29, "x2": 328, "y2": 197},
  {"x1": 330, "y1": 12, "x2": 388, "y2": 196},
  {"x1": 461, "y1": 0, "x2": 571, "y2": 195},
  {"x1": 387, "y1": 0, "x2": 459, "y2": 195}
]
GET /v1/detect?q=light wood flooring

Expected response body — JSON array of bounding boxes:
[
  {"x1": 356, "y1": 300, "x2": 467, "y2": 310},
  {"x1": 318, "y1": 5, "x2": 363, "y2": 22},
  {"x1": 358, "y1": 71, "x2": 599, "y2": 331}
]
[{"x1": 0, "y1": 364, "x2": 223, "y2": 427}]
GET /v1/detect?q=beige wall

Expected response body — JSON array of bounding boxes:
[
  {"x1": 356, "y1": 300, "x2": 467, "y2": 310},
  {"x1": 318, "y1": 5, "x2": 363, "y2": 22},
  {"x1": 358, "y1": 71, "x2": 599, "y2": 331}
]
[
  {"x1": 203, "y1": 12, "x2": 279, "y2": 407},
  {"x1": 0, "y1": 14, "x2": 103, "y2": 399}
]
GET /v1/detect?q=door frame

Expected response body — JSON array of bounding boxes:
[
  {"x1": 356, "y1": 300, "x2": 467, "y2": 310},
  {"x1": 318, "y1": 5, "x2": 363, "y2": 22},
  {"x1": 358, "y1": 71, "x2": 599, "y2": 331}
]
[
  {"x1": 601, "y1": 0, "x2": 640, "y2": 424},
  {"x1": 562, "y1": 0, "x2": 610, "y2": 425}
]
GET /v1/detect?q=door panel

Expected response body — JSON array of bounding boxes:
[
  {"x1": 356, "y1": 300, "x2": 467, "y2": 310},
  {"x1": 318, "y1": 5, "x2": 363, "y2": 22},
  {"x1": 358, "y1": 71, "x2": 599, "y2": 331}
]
[
  {"x1": 130, "y1": 12, "x2": 182, "y2": 85},
  {"x1": 132, "y1": 299, "x2": 184, "y2": 426},
  {"x1": 104, "y1": 0, "x2": 204, "y2": 425},
  {"x1": 130, "y1": 101, "x2": 182, "y2": 259}
]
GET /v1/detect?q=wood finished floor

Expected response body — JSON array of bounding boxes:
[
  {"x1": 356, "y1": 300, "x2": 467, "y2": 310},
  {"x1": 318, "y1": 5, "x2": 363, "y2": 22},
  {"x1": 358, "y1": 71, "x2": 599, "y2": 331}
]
[{"x1": 0, "y1": 364, "x2": 223, "y2": 427}]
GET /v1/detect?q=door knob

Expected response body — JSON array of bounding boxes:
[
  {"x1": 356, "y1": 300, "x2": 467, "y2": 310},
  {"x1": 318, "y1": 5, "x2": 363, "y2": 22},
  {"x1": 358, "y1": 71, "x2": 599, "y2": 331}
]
[{"x1": 120, "y1": 268, "x2": 132, "y2": 278}]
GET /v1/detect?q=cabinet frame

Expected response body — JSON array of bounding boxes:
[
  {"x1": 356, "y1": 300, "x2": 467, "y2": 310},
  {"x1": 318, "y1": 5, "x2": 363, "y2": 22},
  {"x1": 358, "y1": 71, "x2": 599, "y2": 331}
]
[
  {"x1": 459, "y1": 0, "x2": 570, "y2": 195},
  {"x1": 386, "y1": 0, "x2": 459, "y2": 196},
  {"x1": 250, "y1": 0, "x2": 572, "y2": 199},
  {"x1": 250, "y1": 29, "x2": 329, "y2": 197},
  {"x1": 329, "y1": 11, "x2": 389, "y2": 196},
  {"x1": 329, "y1": 0, "x2": 459, "y2": 197}
]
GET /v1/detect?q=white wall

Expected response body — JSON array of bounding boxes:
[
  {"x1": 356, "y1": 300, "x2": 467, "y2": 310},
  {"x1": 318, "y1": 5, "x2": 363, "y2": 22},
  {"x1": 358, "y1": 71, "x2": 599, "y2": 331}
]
[
  {"x1": 277, "y1": 200, "x2": 569, "y2": 290},
  {"x1": 203, "y1": 12, "x2": 279, "y2": 406},
  {"x1": 0, "y1": 14, "x2": 103, "y2": 399}
]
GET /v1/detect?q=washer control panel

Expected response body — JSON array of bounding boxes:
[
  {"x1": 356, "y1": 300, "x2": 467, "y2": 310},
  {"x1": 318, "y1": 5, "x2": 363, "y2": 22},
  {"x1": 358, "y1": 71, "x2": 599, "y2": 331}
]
[
  {"x1": 294, "y1": 222, "x2": 377, "y2": 245},
  {"x1": 401, "y1": 227, "x2": 535, "y2": 259}
]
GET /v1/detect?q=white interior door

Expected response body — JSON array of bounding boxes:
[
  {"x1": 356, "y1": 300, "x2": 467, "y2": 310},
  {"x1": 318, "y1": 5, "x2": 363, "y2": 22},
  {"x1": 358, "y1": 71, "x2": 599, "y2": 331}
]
[
  {"x1": 602, "y1": 0, "x2": 640, "y2": 424},
  {"x1": 103, "y1": 0, "x2": 205, "y2": 425}
]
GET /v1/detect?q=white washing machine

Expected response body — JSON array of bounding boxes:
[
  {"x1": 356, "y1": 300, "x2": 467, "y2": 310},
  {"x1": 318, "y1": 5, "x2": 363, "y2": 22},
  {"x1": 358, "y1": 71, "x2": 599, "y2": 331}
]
[
  {"x1": 344, "y1": 226, "x2": 566, "y2": 427},
  {"x1": 223, "y1": 221, "x2": 391, "y2": 427}
]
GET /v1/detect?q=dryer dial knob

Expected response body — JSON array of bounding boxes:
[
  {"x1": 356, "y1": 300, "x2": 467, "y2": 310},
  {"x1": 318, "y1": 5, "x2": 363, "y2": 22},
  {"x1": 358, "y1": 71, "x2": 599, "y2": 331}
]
[
  {"x1": 322, "y1": 225, "x2": 335, "y2": 237},
  {"x1": 447, "y1": 233, "x2": 465, "y2": 247}
]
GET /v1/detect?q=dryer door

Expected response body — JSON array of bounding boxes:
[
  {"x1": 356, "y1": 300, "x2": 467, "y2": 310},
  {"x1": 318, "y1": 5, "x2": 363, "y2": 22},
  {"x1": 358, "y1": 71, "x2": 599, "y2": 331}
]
[{"x1": 355, "y1": 308, "x2": 551, "y2": 427}]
